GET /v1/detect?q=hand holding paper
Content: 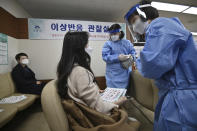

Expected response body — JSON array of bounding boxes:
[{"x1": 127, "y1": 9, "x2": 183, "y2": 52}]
[{"x1": 114, "y1": 96, "x2": 127, "y2": 105}]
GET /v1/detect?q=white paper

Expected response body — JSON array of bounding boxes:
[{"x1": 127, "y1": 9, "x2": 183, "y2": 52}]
[
  {"x1": 100, "y1": 87, "x2": 127, "y2": 103},
  {"x1": 0, "y1": 95, "x2": 27, "y2": 104}
]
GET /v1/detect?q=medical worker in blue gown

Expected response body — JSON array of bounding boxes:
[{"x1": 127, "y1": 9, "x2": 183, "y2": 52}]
[
  {"x1": 102, "y1": 24, "x2": 136, "y2": 89},
  {"x1": 124, "y1": 0, "x2": 197, "y2": 130}
]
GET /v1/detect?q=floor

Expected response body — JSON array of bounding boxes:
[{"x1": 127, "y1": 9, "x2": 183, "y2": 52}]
[{"x1": 1, "y1": 100, "x2": 50, "y2": 131}]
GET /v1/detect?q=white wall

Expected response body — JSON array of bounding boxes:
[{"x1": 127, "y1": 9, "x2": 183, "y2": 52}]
[
  {"x1": 90, "y1": 41, "x2": 106, "y2": 77},
  {"x1": 18, "y1": 39, "x2": 106, "y2": 79},
  {"x1": 0, "y1": 0, "x2": 31, "y2": 18},
  {"x1": 0, "y1": 36, "x2": 18, "y2": 74},
  {"x1": 13, "y1": 34, "x2": 197, "y2": 80}
]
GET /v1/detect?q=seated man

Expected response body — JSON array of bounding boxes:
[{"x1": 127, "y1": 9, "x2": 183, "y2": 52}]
[{"x1": 12, "y1": 53, "x2": 45, "y2": 95}]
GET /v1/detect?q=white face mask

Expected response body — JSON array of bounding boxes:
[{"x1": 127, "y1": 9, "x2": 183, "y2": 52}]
[
  {"x1": 110, "y1": 35, "x2": 119, "y2": 42},
  {"x1": 21, "y1": 59, "x2": 29, "y2": 65},
  {"x1": 85, "y1": 46, "x2": 93, "y2": 55},
  {"x1": 132, "y1": 18, "x2": 149, "y2": 35}
]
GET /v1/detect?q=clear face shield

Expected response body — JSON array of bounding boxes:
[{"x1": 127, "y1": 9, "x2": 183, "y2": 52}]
[{"x1": 124, "y1": 4, "x2": 151, "y2": 44}]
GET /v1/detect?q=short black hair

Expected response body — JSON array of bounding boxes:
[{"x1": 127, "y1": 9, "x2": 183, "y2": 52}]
[
  {"x1": 15, "y1": 53, "x2": 28, "y2": 61},
  {"x1": 108, "y1": 24, "x2": 125, "y2": 40},
  {"x1": 128, "y1": 0, "x2": 159, "y2": 21}
]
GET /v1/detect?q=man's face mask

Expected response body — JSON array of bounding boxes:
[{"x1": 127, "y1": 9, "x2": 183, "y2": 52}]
[
  {"x1": 132, "y1": 18, "x2": 149, "y2": 35},
  {"x1": 21, "y1": 59, "x2": 29, "y2": 65},
  {"x1": 110, "y1": 35, "x2": 119, "y2": 42}
]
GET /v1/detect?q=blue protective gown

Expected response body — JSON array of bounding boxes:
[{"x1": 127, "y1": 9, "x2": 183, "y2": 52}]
[
  {"x1": 102, "y1": 39, "x2": 136, "y2": 89},
  {"x1": 137, "y1": 17, "x2": 197, "y2": 131}
]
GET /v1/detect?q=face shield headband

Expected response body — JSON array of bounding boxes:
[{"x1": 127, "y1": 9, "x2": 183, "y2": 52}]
[
  {"x1": 124, "y1": 4, "x2": 152, "y2": 22},
  {"x1": 108, "y1": 29, "x2": 121, "y2": 34},
  {"x1": 124, "y1": 4, "x2": 152, "y2": 43}
]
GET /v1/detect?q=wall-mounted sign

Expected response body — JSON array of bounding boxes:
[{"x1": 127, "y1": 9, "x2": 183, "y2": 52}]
[
  {"x1": 28, "y1": 18, "x2": 126, "y2": 41},
  {"x1": 0, "y1": 33, "x2": 8, "y2": 65}
]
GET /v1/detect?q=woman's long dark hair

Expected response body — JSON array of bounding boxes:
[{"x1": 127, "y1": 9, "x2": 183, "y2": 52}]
[{"x1": 57, "y1": 31, "x2": 96, "y2": 99}]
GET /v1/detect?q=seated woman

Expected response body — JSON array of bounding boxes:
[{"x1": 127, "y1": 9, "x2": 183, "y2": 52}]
[{"x1": 56, "y1": 31, "x2": 126, "y2": 114}]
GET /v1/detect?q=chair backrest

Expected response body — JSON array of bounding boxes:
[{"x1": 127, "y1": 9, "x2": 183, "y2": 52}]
[
  {"x1": 129, "y1": 70, "x2": 158, "y2": 111},
  {"x1": 7, "y1": 72, "x2": 17, "y2": 93},
  {"x1": 41, "y1": 80, "x2": 69, "y2": 131},
  {"x1": 0, "y1": 72, "x2": 16, "y2": 99}
]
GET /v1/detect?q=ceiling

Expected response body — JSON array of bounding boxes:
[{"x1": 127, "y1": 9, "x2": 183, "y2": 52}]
[{"x1": 16, "y1": 0, "x2": 197, "y2": 32}]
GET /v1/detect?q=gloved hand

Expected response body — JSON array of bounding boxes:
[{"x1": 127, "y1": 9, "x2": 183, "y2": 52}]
[{"x1": 118, "y1": 54, "x2": 131, "y2": 61}]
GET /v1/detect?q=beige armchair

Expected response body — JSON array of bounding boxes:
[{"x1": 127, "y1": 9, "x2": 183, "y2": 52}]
[
  {"x1": 0, "y1": 73, "x2": 38, "y2": 127},
  {"x1": 41, "y1": 71, "x2": 159, "y2": 131}
]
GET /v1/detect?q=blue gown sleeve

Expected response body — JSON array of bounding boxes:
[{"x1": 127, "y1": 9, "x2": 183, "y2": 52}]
[
  {"x1": 102, "y1": 41, "x2": 119, "y2": 64},
  {"x1": 137, "y1": 26, "x2": 188, "y2": 79},
  {"x1": 127, "y1": 40, "x2": 136, "y2": 61}
]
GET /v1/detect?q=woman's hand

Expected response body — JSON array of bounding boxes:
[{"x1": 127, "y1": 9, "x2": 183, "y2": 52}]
[
  {"x1": 114, "y1": 96, "x2": 127, "y2": 105},
  {"x1": 36, "y1": 81, "x2": 42, "y2": 85},
  {"x1": 99, "y1": 90, "x2": 105, "y2": 93}
]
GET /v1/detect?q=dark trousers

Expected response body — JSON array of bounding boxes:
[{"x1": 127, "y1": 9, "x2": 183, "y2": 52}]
[{"x1": 19, "y1": 82, "x2": 47, "y2": 95}]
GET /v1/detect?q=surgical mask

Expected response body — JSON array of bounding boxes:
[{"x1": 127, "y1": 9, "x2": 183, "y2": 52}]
[
  {"x1": 85, "y1": 46, "x2": 93, "y2": 55},
  {"x1": 21, "y1": 59, "x2": 29, "y2": 65},
  {"x1": 110, "y1": 35, "x2": 119, "y2": 42},
  {"x1": 132, "y1": 18, "x2": 149, "y2": 35}
]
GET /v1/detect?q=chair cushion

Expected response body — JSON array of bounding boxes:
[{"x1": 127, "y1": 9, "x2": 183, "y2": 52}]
[
  {"x1": 122, "y1": 99, "x2": 153, "y2": 131},
  {"x1": 130, "y1": 98, "x2": 154, "y2": 124},
  {"x1": 0, "y1": 104, "x2": 17, "y2": 128}
]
